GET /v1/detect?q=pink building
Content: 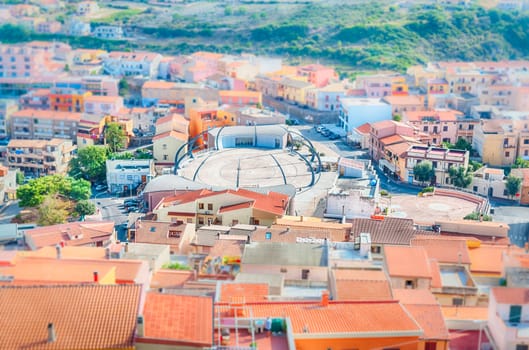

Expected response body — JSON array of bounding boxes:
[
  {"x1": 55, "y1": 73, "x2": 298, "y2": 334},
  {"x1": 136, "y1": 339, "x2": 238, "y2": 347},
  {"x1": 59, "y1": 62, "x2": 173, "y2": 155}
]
[
  {"x1": 0, "y1": 44, "x2": 56, "y2": 79},
  {"x1": 35, "y1": 21, "x2": 62, "y2": 34},
  {"x1": 184, "y1": 61, "x2": 218, "y2": 83},
  {"x1": 84, "y1": 95, "x2": 124, "y2": 115},
  {"x1": 488, "y1": 287, "x2": 529, "y2": 349},
  {"x1": 369, "y1": 120, "x2": 416, "y2": 161},
  {"x1": 403, "y1": 109, "x2": 461, "y2": 145},
  {"x1": 219, "y1": 90, "x2": 261, "y2": 107},
  {"x1": 298, "y1": 64, "x2": 337, "y2": 88}
]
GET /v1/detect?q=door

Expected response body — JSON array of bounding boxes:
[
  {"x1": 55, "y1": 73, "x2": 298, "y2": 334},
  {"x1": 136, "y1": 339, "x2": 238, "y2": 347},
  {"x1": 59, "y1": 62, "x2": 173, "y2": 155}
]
[{"x1": 510, "y1": 305, "x2": 522, "y2": 324}]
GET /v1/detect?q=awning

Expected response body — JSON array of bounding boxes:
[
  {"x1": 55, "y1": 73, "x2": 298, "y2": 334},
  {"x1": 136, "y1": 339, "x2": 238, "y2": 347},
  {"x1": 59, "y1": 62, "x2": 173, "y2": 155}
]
[{"x1": 379, "y1": 158, "x2": 396, "y2": 173}]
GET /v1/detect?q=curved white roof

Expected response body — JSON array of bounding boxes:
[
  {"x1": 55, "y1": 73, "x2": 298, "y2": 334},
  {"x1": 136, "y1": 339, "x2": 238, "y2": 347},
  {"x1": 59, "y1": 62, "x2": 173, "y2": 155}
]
[{"x1": 143, "y1": 175, "x2": 205, "y2": 193}]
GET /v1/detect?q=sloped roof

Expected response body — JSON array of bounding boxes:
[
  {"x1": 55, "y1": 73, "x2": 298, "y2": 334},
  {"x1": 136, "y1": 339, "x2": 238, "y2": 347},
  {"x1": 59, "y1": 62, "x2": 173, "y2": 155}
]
[
  {"x1": 219, "y1": 283, "x2": 269, "y2": 303},
  {"x1": 143, "y1": 175, "x2": 205, "y2": 193},
  {"x1": 392, "y1": 289, "x2": 438, "y2": 305},
  {"x1": 242, "y1": 242, "x2": 326, "y2": 266},
  {"x1": 384, "y1": 245, "x2": 432, "y2": 279},
  {"x1": 0, "y1": 284, "x2": 141, "y2": 349},
  {"x1": 152, "y1": 130, "x2": 188, "y2": 142},
  {"x1": 150, "y1": 269, "x2": 194, "y2": 290},
  {"x1": 355, "y1": 122, "x2": 371, "y2": 134},
  {"x1": 411, "y1": 237, "x2": 471, "y2": 265},
  {"x1": 491, "y1": 287, "x2": 529, "y2": 304},
  {"x1": 24, "y1": 221, "x2": 115, "y2": 250},
  {"x1": 332, "y1": 269, "x2": 392, "y2": 301},
  {"x1": 140, "y1": 293, "x2": 213, "y2": 347},
  {"x1": 350, "y1": 217, "x2": 432, "y2": 245},
  {"x1": 215, "y1": 300, "x2": 422, "y2": 336},
  {"x1": 468, "y1": 244, "x2": 507, "y2": 275}
]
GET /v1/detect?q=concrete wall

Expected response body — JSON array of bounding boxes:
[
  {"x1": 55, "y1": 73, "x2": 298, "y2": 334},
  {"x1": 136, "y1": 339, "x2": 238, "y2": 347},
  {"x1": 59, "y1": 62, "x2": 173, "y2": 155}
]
[{"x1": 241, "y1": 264, "x2": 328, "y2": 283}]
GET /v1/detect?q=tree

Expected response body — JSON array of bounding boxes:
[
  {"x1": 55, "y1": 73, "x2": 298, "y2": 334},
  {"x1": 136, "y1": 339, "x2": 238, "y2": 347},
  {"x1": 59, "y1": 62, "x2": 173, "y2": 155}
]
[
  {"x1": 105, "y1": 123, "x2": 126, "y2": 153},
  {"x1": 505, "y1": 175, "x2": 522, "y2": 199},
  {"x1": 512, "y1": 157, "x2": 529, "y2": 169},
  {"x1": 68, "y1": 146, "x2": 108, "y2": 182},
  {"x1": 75, "y1": 200, "x2": 96, "y2": 218},
  {"x1": 69, "y1": 179, "x2": 92, "y2": 200},
  {"x1": 392, "y1": 114, "x2": 402, "y2": 122},
  {"x1": 17, "y1": 175, "x2": 92, "y2": 207},
  {"x1": 37, "y1": 195, "x2": 69, "y2": 226},
  {"x1": 118, "y1": 78, "x2": 129, "y2": 96},
  {"x1": 16, "y1": 171, "x2": 24, "y2": 185},
  {"x1": 454, "y1": 137, "x2": 472, "y2": 151},
  {"x1": 413, "y1": 161, "x2": 434, "y2": 185},
  {"x1": 448, "y1": 166, "x2": 472, "y2": 188}
]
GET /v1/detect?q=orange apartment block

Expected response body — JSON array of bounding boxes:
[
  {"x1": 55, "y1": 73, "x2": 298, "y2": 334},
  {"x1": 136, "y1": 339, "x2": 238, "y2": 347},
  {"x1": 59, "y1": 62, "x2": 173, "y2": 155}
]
[
  {"x1": 49, "y1": 87, "x2": 92, "y2": 112},
  {"x1": 188, "y1": 107, "x2": 236, "y2": 143}
]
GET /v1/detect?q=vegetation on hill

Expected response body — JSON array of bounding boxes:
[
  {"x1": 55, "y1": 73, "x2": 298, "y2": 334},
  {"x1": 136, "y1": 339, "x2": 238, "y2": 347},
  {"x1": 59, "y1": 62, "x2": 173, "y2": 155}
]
[{"x1": 2, "y1": 2, "x2": 529, "y2": 71}]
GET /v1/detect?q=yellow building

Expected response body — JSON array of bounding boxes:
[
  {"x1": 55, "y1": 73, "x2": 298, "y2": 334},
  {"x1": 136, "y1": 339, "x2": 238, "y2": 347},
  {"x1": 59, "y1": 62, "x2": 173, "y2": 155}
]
[
  {"x1": 49, "y1": 88, "x2": 92, "y2": 113},
  {"x1": 473, "y1": 119, "x2": 518, "y2": 167},
  {"x1": 278, "y1": 77, "x2": 313, "y2": 105}
]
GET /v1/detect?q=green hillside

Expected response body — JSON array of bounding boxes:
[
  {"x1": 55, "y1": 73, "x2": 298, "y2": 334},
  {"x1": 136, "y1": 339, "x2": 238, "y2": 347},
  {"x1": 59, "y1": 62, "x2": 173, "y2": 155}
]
[{"x1": 2, "y1": 1, "x2": 529, "y2": 72}]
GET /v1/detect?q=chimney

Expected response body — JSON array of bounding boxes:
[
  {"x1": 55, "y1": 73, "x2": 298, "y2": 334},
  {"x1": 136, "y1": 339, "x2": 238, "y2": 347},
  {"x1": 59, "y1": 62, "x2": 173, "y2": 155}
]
[
  {"x1": 300, "y1": 215, "x2": 304, "y2": 222},
  {"x1": 525, "y1": 242, "x2": 529, "y2": 253},
  {"x1": 321, "y1": 290, "x2": 329, "y2": 307},
  {"x1": 137, "y1": 315, "x2": 144, "y2": 337},
  {"x1": 47, "y1": 323, "x2": 56, "y2": 342},
  {"x1": 55, "y1": 244, "x2": 61, "y2": 259},
  {"x1": 105, "y1": 247, "x2": 111, "y2": 259},
  {"x1": 125, "y1": 242, "x2": 129, "y2": 253},
  {"x1": 93, "y1": 271, "x2": 99, "y2": 283}
]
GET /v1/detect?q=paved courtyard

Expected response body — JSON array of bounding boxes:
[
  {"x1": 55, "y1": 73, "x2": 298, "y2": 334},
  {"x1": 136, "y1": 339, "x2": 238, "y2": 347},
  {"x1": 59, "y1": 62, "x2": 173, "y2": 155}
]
[{"x1": 386, "y1": 194, "x2": 479, "y2": 224}]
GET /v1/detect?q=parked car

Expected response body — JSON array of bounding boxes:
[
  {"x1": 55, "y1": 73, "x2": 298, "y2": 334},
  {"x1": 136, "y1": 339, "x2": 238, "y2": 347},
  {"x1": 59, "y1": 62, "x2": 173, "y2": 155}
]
[
  {"x1": 126, "y1": 206, "x2": 139, "y2": 213},
  {"x1": 95, "y1": 184, "x2": 107, "y2": 191},
  {"x1": 321, "y1": 130, "x2": 330, "y2": 137},
  {"x1": 329, "y1": 133, "x2": 341, "y2": 140}
]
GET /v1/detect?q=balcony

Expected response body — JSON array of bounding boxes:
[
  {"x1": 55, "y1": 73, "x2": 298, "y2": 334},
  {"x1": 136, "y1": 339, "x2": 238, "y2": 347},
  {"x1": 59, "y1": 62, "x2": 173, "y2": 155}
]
[{"x1": 503, "y1": 144, "x2": 516, "y2": 149}]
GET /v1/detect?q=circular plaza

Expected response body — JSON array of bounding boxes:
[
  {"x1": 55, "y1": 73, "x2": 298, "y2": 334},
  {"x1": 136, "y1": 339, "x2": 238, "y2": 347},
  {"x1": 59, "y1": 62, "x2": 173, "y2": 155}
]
[{"x1": 178, "y1": 148, "x2": 313, "y2": 189}]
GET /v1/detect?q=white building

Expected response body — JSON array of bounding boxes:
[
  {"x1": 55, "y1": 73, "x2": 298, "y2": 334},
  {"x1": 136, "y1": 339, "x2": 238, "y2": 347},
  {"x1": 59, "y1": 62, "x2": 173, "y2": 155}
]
[
  {"x1": 92, "y1": 26, "x2": 123, "y2": 40},
  {"x1": 102, "y1": 51, "x2": 163, "y2": 78},
  {"x1": 207, "y1": 125, "x2": 288, "y2": 150},
  {"x1": 339, "y1": 98, "x2": 392, "y2": 133},
  {"x1": 306, "y1": 82, "x2": 347, "y2": 111},
  {"x1": 236, "y1": 107, "x2": 286, "y2": 126},
  {"x1": 106, "y1": 159, "x2": 155, "y2": 195}
]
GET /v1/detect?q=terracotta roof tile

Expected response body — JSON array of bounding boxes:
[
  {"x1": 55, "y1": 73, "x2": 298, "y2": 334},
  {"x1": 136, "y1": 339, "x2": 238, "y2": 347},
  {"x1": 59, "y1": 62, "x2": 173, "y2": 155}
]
[
  {"x1": 350, "y1": 217, "x2": 433, "y2": 245},
  {"x1": 383, "y1": 95, "x2": 424, "y2": 105},
  {"x1": 429, "y1": 259, "x2": 442, "y2": 289},
  {"x1": 411, "y1": 238, "x2": 471, "y2": 265},
  {"x1": 208, "y1": 239, "x2": 245, "y2": 258},
  {"x1": 384, "y1": 245, "x2": 432, "y2": 278},
  {"x1": 219, "y1": 283, "x2": 269, "y2": 302},
  {"x1": 404, "y1": 304, "x2": 449, "y2": 340},
  {"x1": 218, "y1": 201, "x2": 253, "y2": 213},
  {"x1": 139, "y1": 293, "x2": 213, "y2": 347},
  {"x1": 215, "y1": 300, "x2": 422, "y2": 336},
  {"x1": 491, "y1": 287, "x2": 529, "y2": 304},
  {"x1": 379, "y1": 134, "x2": 407, "y2": 146},
  {"x1": 152, "y1": 130, "x2": 188, "y2": 141},
  {"x1": 442, "y1": 306, "x2": 488, "y2": 321},
  {"x1": 19, "y1": 246, "x2": 106, "y2": 260},
  {"x1": 0, "y1": 284, "x2": 141, "y2": 349},
  {"x1": 468, "y1": 244, "x2": 506, "y2": 275},
  {"x1": 150, "y1": 269, "x2": 194, "y2": 289},
  {"x1": 24, "y1": 221, "x2": 115, "y2": 250},
  {"x1": 333, "y1": 269, "x2": 392, "y2": 301}
]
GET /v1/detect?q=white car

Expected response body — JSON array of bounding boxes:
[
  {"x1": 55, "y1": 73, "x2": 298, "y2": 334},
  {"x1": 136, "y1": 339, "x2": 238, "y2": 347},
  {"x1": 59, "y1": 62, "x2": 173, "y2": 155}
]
[{"x1": 95, "y1": 184, "x2": 107, "y2": 192}]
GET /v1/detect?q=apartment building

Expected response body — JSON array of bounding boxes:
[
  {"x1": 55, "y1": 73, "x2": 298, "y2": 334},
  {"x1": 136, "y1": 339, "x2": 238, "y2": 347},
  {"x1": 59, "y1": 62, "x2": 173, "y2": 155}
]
[
  {"x1": 369, "y1": 120, "x2": 417, "y2": 161},
  {"x1": 106, "y1": 159, "x2": 155, "y2": 195},
  {"x1": 381, "y1": 95, "x2": 425, "y2": 116},
  {"x1": 49, "y1": 88, "x2": 92, "y2": 112},
  {"x1": 6, "y1": 138, "x2": 76, "y2": 176},
  {"x1": 305, "y1": 82, "x2": 347, "y2": 111},
  {"x1": 473, "y1": 118, "x2": 528, "y2": 167},
  {"x1": 339, "y1": 98, "x2": 392, "y2": 133},
  {"x1": 404, "y1": 145, "x2": 469, "y2": 185},
  {"x1": 92, "y1": 26, "x2": 124, "y2": 40},
  {"x1": 10, "y1": 109, "x2": 81, "y2": 141},
  {"x1": 141, "y1": 81, "x2": 219, "y2": 107},
  {"x1": 354, "y1": 74, "x2": 409, "y2": 97},
  {"x1": 297, "y1": 63, "x2": 337, "y2": 88},
  {"x1": 83, "y1": 95, "x2": 124, "y2": 115},
  {"x1": 0, "y1": 100, "x2": 18, "y2": 140},
  {"x1": 18, "y1": 89, "x2": 51, "y2": 110},
  {"x1": 103, "y1": 51, "x2": 162, "y2": 78},
  {"x1": 0, "y1": 44, "x2": 57, "y2": 79},
  {"x1": 402, "y1": 109, "x2": 462, "y2": 145}
]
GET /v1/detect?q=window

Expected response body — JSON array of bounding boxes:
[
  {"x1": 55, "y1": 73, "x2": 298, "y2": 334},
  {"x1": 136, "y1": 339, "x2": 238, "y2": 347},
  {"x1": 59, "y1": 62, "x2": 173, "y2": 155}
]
[
  {"x1": 405, "y1": 280, "x2": 415, "y2": 289},
  {"x1": 301, "y1": 269, "x2": 310, "y2": 280},
  {"x1": 163, "y1": 155, "x2": 168, "y2": 160},
  {"x1": 187, "y1": 218, "x2": 193, "y2": 223},
  {"x1": 198, "y1": 203, "x2": 204, "y2": 209},
  {"x1": 280, "y1": 268, "x2": 287, "y2": 273},
  {"x1": 150, "y1": 226, "x2": 156, "y2": 232},
  {"x1": 371, "y1": 246, "x2": 381, "y2": 254},
  {"x1": 506, "y1": 151, "x2": 510, "y2": 157},
  {"x1": 443, "y1": 126, "x2": 448, "y2": 132},
  {"x1": 473, "y1": 186, "x2": 478, "y2": 192},
  {"x1": 207, "y1": 203, "x2": 213, "y2": 210},
  {"x1": 423, "y1": 126, "x2": 428, "y2": 132},
  {"x1": 516, "y1": 346, "x2": 529, "y2": 350},
  {"x1": 510, "y1": 305, "x2": 522, "y2": 324},
  {"x1": 525, "y1": 150, "x2": 529, "y2": 157},
  {"x1": 525, "y1": 139, "x2": 529, "y2": 145},
  {"x1": 168, "y1": 231, "x2": 180, "y2": 238},
  {"x1": 198, "y1": 217, "x2": 204, "y2": 225},
  {"x1": 504, "y1": 189, "x2": 508, "y2": 196},
  {"x1": 469, "y1": 124, "x2": 474, "y2": 130},
  {"x1": 452, "y1": 298, "x2": 464, "y2": 306},
  {"x1": 162, "y1": 144, "x2": 167, "y2": 150},
  {"x1": 232, "y1": 219, "x2": 239, "y2": 226}
]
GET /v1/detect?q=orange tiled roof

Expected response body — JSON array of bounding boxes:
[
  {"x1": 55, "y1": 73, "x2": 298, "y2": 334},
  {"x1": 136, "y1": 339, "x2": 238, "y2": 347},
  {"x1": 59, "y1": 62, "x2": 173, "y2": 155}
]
[
  {"x1": 19, "y1": 246, "x2": 106, "y2": 260},
  {"x1": 468, "y1": 244, "x2": 507, "y2": 275},
  {"x1": 219, "y1": 283, "x2": 269, "y2": 302},
  {"x1": 0, "y1": 284, "x2": 141, "y2": 349},
  {"x1": 218, "y1": 201, "x2": 253, "y2": 213},
  {"x1": 139, "y1": 293, "x2": 213, "y2": 347},
  {"x1": 442, "y1": 306, "x2": 488, "y2": 321},
  {"x1": 411, "y1": 237, "x2": 471, "y2": 265},
  {"x1": 152, "y1": 130, "x2": 188, "y2": 141},
  {"x1": 150, "y1": 269, "x2": 194, "y2": 289},
  {"x1": 384, "y1": 245, "x2": 432, "y2": 279},
  {"x1": 429, "y1": 259, "x2": 442, "y2": 289},
  {"x1": 379, "y1": 134, "x2": 407, "y2": 146},
  {"x1": 355, "y1": 122, "x2": 371, "y2": 134},
  {"x1": 393, "y1": 289, "x2": 449, "y2": 340},
  {"x1": 208, "y1": 238, "x2": 245, "y2": 258},
  {"x1": 215, "y1": 300, "x2": 422, "y2": 336},
  {"x1": 24, "y1": 221, "x2": 115, "y2": 250},
  {"x1": 333, "y1": 269, "x2": 392, "y2": 301},
  {"x1": 383, "y1": 95, "x2": 423, "y2": 105},
  {"x1": 491, "y1": 287, "x2": 529, "y2": 304}
]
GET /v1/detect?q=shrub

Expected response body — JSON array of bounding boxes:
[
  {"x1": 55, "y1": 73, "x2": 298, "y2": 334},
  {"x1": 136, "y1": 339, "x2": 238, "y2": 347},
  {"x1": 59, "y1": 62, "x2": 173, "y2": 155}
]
[{"x1": 380, "y1": 190, "x2": 389, "y2": 196}]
